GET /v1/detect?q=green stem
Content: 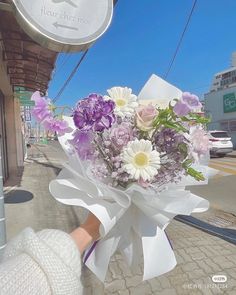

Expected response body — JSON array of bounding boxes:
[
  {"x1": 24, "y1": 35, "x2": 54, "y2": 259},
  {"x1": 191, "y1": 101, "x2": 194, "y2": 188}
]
[{"x1": 93, "y1": 136, "x2": 113, "y2": 172}]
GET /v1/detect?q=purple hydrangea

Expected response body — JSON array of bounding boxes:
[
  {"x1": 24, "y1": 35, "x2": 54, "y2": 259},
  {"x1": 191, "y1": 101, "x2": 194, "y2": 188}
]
[
  {"x1": 73, "y1": 94, "x2": 116, "y2": 132},
  {"x1": 154, "y1": 128, "x2": 185, "y2": 154},
  {"x1": 31, "y1": 91, "x2": 53, "y2": 121},
  {"x1": 43, "y1": 117, "x2": 72, "y2": 136},
  {"x1": 173, "y1": 92, "x2": 202, "y2": 117},
  {"x1": 69, "y1": 130, "x2": 95, "y2": 160}
]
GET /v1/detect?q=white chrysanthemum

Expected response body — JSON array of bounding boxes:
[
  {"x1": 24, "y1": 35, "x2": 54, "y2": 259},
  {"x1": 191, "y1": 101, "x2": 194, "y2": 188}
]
[
  {"x1": 122, "y1": 139, "x2": 161, "y2": 181},
  {"x1": 105, "y1": 87, "x2": 138, "y2": 117}
]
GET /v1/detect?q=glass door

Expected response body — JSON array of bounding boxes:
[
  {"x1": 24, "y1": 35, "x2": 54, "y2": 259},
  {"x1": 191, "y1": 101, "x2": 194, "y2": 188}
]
[{"x1": 0, "y1": 91, "x2": 8, "y2": 182}]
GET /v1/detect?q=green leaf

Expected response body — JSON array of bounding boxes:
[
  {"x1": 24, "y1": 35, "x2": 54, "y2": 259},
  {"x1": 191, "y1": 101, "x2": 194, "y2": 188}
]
[
  {"x1": 182, "y1": 159, "x2": 193, "y2": 168},
  {"x1": 186, "y1": 167, "x2": 205, "y2": 181},
  {"x1": 178, "y1": 143, "x2": 188, "y2": 157},
  {"x1": 188, "y1": 113, "x2": 211, "y2": 124}
]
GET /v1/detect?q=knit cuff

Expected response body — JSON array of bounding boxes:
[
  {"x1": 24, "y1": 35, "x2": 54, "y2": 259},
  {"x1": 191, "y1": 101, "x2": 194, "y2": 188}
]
[{"x1": 3, "y1": 228, "x2": 82, "y2": 295}]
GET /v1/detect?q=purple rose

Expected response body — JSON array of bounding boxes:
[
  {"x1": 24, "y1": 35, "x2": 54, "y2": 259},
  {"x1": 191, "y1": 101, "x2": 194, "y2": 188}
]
[
  {"x1": 173, "y1": 92, "x2": 202, "y2": 117},
  {"x1": 73, "y1": 94, "x2": 116, "y2": 132},
  {"x1": 110, "y1": 122, "x2": 133, "y2": 148}
]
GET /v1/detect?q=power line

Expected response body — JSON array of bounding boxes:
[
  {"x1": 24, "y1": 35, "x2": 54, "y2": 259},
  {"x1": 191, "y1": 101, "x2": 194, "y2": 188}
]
[
  {"x1": 53, "y1": 50, "x2": 89, "y2": 103},
  {"x1": 53, "y1": 0, "x2": 119, "y2": 103},
  {"x1": 164, "y1": 0, "x2": 198, "y2": 79},
  {"x1": 54, "y1": 54, "x2": 72, "y2": 76}
]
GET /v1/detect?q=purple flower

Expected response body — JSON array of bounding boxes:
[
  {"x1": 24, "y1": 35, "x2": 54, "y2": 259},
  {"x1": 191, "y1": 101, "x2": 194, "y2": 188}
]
[
  {"x1": 43, "y1": 117, "x2": 72, "y2": 136},
  {"x1": 31, "y1": 91, "x2": 53, "y2": 121},
  {"x1": 173, "y1": 92, "x2": 202, "y2": 117},
  {"x1": 182, "y1": 92, "x2": 201, "y2": 107},
  {"x1": 73, "y1": 94, "x2": 116, "y2": 132},
  {"x1": 69, "y1": 130, "x2": 94, "y2": 160},
  {"x1": 154, "y1": 128, "x2": 185, "y2": 154},
  {"x1": 110, "y1": 122, "x2": 133, "y2": 148},
  {"x1": 173, "y1": 102, "x2": 191, "y2": 117}
]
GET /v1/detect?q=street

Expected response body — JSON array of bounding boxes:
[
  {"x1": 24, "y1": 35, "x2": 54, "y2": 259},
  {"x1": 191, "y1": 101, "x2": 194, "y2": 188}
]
[
  {"x1": 189, "y1": 153, "x2": 236, "y2": 215},
  {"x1": 3, "y1": 143, "x2": 236, "y2": 295}
]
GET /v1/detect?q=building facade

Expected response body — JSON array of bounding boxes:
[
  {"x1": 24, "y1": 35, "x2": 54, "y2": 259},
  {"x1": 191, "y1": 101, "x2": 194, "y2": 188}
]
[
  {"x1": 0, "y1": 1, "x2": 57, "y2": 181},
  {"x1": 205, "y1": 53, "x2": 236, "y2": 148}
]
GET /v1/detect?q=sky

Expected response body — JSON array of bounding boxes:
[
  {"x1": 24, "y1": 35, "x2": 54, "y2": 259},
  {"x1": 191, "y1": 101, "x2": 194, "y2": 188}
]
[{"x1": 48, "y1": 0, "x2": 236, "y2": 107}]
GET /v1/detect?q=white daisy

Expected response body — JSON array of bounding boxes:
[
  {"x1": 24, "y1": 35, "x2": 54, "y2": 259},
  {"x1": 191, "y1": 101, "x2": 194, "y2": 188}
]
[
  {"x1": 121, "y1": 139, "x2": 161, "y2": 181},
  {"x1": 105, "y1": 87, "x2": 138, "y2": 117}
]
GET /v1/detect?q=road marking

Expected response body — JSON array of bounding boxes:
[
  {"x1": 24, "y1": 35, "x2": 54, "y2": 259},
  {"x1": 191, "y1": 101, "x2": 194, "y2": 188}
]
[
  {"x1": 212, "y1": 173, "x2": 228, "y2": 179},
  {"x1": 210, "y1": 160, "x2": 236, "y2": 168},
  {"x1": 209, "y1": 163, "x2": 236, "y2": 175}
]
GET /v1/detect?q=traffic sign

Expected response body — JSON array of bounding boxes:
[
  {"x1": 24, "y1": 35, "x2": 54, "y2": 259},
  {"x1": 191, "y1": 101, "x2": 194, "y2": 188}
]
[
  {"x1": 20, "y1": 100, "x2": 35, "y2": 107},
  {"x1": 12, "y1": 0, "x2": 113, "y2": 52},
  {"x1": 15, "y1": 93, "x2": 32, "y2": 101},
  {"x1": 14, "y1": 86, "x2": 25, "y2": 91},
  {"x1": 223, "y1": 93, "x2": 236, "y2": 113}
]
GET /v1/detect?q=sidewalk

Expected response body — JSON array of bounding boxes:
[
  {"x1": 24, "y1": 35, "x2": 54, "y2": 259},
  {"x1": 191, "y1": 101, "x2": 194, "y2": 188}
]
[{"x1": 3, "y1": 143, "x2": 236, "y2": 295}]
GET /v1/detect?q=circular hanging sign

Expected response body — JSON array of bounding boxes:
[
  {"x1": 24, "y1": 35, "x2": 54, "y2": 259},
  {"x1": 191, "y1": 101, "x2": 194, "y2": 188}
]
[{"x1": 12, "y1": 0, "x2": 113, "y2": 52}]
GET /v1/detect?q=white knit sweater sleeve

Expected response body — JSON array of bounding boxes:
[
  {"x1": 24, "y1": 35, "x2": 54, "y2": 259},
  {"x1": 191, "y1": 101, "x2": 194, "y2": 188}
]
[{"x1": 0, "y1": 228, "x2": 82, "y2": 295}]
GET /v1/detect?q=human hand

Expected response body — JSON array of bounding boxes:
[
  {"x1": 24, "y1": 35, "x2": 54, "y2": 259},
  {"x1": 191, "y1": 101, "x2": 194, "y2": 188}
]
[{"x1": 70, "y1": 213, "x2": 100, "y2": 254}]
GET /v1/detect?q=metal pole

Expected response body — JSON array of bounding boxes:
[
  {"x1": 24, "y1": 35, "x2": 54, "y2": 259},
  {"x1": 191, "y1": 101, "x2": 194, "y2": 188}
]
[{"x1": 0, "y1": 138, "x2": 6, "y2": 261}]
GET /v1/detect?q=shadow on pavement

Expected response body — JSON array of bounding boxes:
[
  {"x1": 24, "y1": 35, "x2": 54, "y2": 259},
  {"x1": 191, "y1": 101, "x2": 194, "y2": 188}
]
[
  {"x1": 4, "y1": 190, "x2": 34, "y2": 204},
  {"x1": 30, "y1": 159, "x2": 62, "y2": 176},
  {"x1": 226, "y1": 154, "x2": 236, "y2": 158},
  {"x1": 175, "y1": 215, "x2": 236, "y2": 245}
]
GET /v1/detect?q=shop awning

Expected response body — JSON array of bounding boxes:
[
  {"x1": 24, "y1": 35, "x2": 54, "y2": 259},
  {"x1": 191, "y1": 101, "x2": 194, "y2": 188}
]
[{"x1": 0, "y1": 0, "x2": 58, "y2": 94}]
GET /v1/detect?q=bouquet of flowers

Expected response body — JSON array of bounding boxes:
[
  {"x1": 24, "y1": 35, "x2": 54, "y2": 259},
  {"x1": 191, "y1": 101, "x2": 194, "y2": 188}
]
[
  {"x1": 31, "y1": 75, "x2": 215, "y2": 281},
  {"x1": 70, "y1": 86, "x2": 210, "y2": 190}
]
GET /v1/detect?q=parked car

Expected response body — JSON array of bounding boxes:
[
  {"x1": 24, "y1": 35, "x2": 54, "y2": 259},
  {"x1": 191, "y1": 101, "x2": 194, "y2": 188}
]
[{"x1": 208, "y1": 130, "x2": 233, "y2": 157}]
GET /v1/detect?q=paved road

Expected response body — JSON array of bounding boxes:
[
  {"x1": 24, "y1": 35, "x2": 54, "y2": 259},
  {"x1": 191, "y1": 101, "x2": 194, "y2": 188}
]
[
  {"x1": 209, "y1": 153, "x2": 236, "y2": 177},
  {"x1": 3, "y1": 143, "x2": 236, "y2": 294},
  {"x1": 188, "y1": 153, "x2": 236, "y2": 215}
]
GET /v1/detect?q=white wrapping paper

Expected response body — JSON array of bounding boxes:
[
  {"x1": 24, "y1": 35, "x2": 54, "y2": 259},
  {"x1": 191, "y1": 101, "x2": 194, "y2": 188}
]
[{"x1": 49, "y1": 75, "x2": 217, "y2": 282}]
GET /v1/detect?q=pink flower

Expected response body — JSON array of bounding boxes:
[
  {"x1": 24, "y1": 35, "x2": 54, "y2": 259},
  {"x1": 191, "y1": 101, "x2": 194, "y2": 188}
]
[
  {"x1": 191, "y1": 128, "x2": 210, "y2": 156},
  {"x1": 31, "y1": 91, "x2": 53, "y2": 122},
  {"x1": 136, "y1": 104, "x2": 158, "y2": 131},
  {"x1": 138, "y1": 178, "x2": 151, "y2": 188},
  {"x1": 43, "y1": 117, "x2": 72, "y2": 136},
  {"x1": 110, "y1": 122, "x2": 133, "y2": 148}
]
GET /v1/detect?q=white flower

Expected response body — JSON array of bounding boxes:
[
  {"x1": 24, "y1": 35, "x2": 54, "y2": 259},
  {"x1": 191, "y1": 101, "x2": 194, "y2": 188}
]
[
  {"x1": 105, "y1": 87, "x2": 138, "y2": 117},
  {"x1": 121, "y1": 139, "x2": 161, "y2": 181}
]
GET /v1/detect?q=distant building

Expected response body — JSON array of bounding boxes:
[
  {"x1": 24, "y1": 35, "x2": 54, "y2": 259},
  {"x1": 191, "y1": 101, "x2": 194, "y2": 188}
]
[
  {"x1": 209, "y1": 52, "x2": 236, "y2": 93},
  {"x1": 205, "y1": 52, "x2": 236, "y2": 148}
]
